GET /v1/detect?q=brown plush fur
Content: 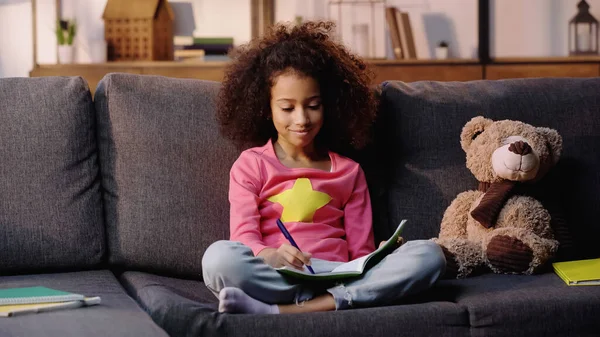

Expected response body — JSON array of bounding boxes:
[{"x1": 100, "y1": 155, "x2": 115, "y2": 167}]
[{"x1": 433, "y1": 116, "x2": 562, "y2": 278}]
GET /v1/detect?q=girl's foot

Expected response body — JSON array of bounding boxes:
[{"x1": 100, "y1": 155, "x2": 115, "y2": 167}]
[{"x1": 218, "y1": 287, "x2": 279, "y2": 314}]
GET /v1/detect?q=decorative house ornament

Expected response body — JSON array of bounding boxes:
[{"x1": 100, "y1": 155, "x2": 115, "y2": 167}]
[
  {"x1": 102, "y1": 0, "x2": 175, "y2": 61},
  {"x1": 569, "y1": 0, "x2": 599, "y2": 56}
]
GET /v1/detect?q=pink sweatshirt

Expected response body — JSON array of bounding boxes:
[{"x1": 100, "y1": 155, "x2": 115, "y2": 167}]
[{"x1": 229, "y1": 140, "x2": 375, "y2": 262}]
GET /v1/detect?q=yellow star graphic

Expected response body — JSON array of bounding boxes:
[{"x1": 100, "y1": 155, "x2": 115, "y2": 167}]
[{"x1": 267, "y1": 178, "x2": 332, "y2": 223}]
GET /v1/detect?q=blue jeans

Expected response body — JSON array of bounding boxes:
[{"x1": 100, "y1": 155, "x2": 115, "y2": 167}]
[{"x1": 202, "y1": 240, "x2": 445, "y2": 310}]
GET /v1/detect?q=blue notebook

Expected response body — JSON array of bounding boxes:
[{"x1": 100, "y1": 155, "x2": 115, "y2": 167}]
[{"x1": 0, "y1": 287, "x2": 85, "y2": 305}]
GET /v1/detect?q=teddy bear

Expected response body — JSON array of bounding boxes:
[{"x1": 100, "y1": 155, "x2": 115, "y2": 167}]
[{"x1": 434, "y1": 116, "x2": 564, "y2": 278}]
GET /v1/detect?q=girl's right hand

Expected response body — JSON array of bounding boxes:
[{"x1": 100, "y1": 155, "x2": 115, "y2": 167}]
[{"x1": 258, "y1": 244, "x2": 312, "y2": 270}]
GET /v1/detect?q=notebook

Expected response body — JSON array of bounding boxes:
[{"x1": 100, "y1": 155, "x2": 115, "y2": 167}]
[
  {"x1": 0, "y1": 286, "x2": 85, "y2": 305},
  {"x1": 275, "y1": 220, "x2": 407, "y2": 280},
  {"x1": 552, "y1": 258, "x2": 600, "y2": 286},
  {"x1": 0, "y1": 297, "x2": 101, "y2": 317}
]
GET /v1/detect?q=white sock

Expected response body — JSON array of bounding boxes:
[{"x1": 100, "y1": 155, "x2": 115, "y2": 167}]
[{"x1": 218, "y1": 287, "x2": 279, "y2": 314}]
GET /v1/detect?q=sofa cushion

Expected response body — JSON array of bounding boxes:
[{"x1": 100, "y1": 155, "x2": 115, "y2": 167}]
[
  {"x1": 0, "y1": 76, "x2": 104, "y2": 273},
  {"x1": 95, "y1": 74, "x2": 239, "y2": 278},
  {"x1": 120, "y1": 271, "x2": 469, "y2": 337},
  {"x1": 378, "y1": 78, "x2": 600, "y2": 259},
  {"x1": 121, "y1": 271, "x2": 218, "y2": 306},
  {"x1": 434, "y1": 273, "x2": 600, "y2": 337},
  {"x1": 0, "y1": 270, "x2": 168, "y2": 337}
]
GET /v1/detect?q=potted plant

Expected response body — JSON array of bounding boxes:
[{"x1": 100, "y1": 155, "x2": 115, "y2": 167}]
[
  {"x1": 435, "y1": 40, "x2": 449, "y2": 59},
  {"x1": 56, "y1": 19, "x2": 76, "y2": 64}
]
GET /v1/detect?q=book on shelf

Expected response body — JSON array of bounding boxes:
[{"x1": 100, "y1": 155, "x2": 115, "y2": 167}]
[
  {"x1": 385, "y1": 7, "x2": 417, "y2": 60},
  {"x1": 174, "y1": 49, "x2": 206, "y2": 58},
  {"x1": 174, "y1": 35, "x2": 234, "y2": 62},
  {"x1": 175, "y1": 36, "x2": 234, "y2": 46},
  {"x1": 385, "y1": 7, "x2": 404, "y2": 59}
]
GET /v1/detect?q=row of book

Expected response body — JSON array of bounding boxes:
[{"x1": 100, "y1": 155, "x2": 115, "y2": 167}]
[
  {"x1": 174, "y1": 36, "x2": 233, "y2": 63},
  {"x1": 385, "y1": 7, "x2": 417, "y2": 60}
]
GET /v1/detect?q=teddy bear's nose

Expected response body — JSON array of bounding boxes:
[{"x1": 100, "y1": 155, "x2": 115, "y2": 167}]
[{"x1": 508, "y1": 141, "x2": 532, "y2": 156}]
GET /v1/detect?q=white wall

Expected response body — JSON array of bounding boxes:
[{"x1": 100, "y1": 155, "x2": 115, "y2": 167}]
[
  {"x1": 492, "y1": 0, "x2": 600, "y2": 57},
  {"x1": 59, "y1": 0, "x2": 107, "y2": 64},
  {"x1": 2, "y1": 0, "x2": 600, "y2": 78},
  {"x1": 0, "y1": 0, "x2": 33, "y2": 78}
]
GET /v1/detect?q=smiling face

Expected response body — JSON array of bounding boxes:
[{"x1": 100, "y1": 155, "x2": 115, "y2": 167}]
[{"x1": 270, "y1": 70, "x2": 323, "y2": 153}]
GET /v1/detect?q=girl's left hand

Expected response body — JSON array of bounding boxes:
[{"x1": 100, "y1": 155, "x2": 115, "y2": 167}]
[{"x1": 378, "y1": 237, "x2": 404, "y2": 249}]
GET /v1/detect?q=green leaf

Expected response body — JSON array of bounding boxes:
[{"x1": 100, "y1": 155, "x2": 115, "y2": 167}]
[
  {"x1": 56, "y1": 19, "x2": 76, "y2": 45},
  {"x1": 55, "y1": 20, "x2": 65, "y2": 45}
]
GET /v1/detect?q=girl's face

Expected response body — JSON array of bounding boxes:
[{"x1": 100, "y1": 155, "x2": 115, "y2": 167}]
[{"x1": 270, "y1": 71, "x2": 323, "y2": 152}]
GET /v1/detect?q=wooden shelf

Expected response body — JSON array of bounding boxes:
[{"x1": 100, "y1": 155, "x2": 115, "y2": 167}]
[
  {"x1": 29, "y1": 56, "x2": 600, "y2": 96},
  {"x1": 484, "y1": 56, "x2": 600, "y2": 80},
  {"x1": 30, "y1": 59, "x2": 484, "y2": 95},
  {"x1": 486, "y1": 63, "x2": 599, "y2": 80},
  {"x1": 491, "y1": 56, "x2": 600, "y2": 64},
  {"x1": 366, "y1": 58, "x2": 481, "y2": 65},
  {"x1": 31, "y1": 61, "x2": 227, "y2": 95},
  {"x1": 33, "y1": 61, "x2": 230, "y2": 68}
]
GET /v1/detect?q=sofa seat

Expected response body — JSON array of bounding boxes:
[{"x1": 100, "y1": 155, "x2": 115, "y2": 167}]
[
  {"x1": 433, "y1": 272, "x2": 600, "y2": 337},
  {"x1": 121, "y1": 270, "x2": 600, "y2": 337},
  {"x1": 0, "y1": 270, "x2": 169, "y2": 337},
  {"x1": 120, "y1": 271, "x2": 470, "y2": 337}
]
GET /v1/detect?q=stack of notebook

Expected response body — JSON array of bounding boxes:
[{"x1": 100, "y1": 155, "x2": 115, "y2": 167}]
[{"x1": 0, "y1": 286, "x2": 100, "y2": 317}]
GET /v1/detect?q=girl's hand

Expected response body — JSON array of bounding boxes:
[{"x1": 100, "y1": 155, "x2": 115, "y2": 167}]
[
  {"x1": 378, "y1": 237, "x2": 403, "y2": 249},
  {"x1": 258, "y1": 244, "x2": 312, "y2": 270}
]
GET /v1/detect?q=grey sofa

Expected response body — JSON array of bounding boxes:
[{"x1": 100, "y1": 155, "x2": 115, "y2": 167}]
[{"x1": 1, "y1": 73, "x2": 599, "y2": 337}]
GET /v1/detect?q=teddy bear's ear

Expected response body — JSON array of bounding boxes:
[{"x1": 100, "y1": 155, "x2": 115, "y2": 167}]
[
  {"x1": 460, "y1": 116, "x2": 493, "y2": 152},
  {"x1": 537, "y1": 127, "x2": 562, "y2": 164}
]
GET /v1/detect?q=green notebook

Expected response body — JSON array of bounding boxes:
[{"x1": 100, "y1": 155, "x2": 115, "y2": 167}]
[
  {"x1": 275, "y1": 220, "x2": 408, "y2": 281},
  {"x1": 0, "y1": 287, "x2": 85, "y2": 305}
]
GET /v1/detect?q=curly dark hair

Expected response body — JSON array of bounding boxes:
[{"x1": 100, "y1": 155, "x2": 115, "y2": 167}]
[{"x1": 216, "y1": 20, "x2": 378, "y2": 153}]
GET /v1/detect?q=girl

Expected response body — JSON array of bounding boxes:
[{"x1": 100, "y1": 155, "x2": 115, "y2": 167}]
[{"x1": 202, "y1": 21, "x2": 445, "y2": 314}]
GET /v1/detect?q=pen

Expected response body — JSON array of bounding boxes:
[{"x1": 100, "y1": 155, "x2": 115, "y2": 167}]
[{"x1": 276, "y1": 218, "x2": 315, "y2": 274}]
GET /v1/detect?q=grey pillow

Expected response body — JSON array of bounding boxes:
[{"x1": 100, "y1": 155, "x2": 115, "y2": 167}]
[
  {"x1": 0, "y1": 76, "x2": 105, "y2": 273},
  {"x1": 95, "y1": 73, "x2": 239, "y2": 278}
]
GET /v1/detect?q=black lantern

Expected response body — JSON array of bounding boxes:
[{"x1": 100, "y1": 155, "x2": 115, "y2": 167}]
[{"x1": 569, "y1": 0, "x2": 599, "y2": 55}]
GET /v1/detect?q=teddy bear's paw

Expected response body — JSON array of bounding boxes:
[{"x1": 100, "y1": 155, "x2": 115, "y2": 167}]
[
  {"x1": 439, "y1": 245, "x2": 459, "y2": 279},
  {"x1": 433, "y1": 238, "x2": 484, "y2": 279},
  {"x1": 486, "y1": 235, "x2": 533, "y2": 274}
]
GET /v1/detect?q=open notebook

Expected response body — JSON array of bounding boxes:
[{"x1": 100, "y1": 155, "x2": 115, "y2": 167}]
[{"x1": 275, "y1": 220, "x2": 407, "y2": 280}]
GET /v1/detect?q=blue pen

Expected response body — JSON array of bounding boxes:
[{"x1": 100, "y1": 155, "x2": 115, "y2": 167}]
[{"x1": 276, "y1": 219, "x2": 316, "y2": 274}]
